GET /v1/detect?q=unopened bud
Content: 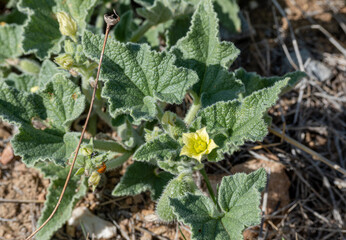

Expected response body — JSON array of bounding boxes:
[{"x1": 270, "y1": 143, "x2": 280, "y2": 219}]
[
  {"x1": 162, "y1": 111, "x2": 176, "y2": 126},
  {"x1": 55, "y1": 53, "x2": 74, "y2": 70},
  {"x1": 56, "y1": 12, "x2": 77, "y2": 41},
  {"x1": 88, "y1": 171, "x2": 101, "y2": 191},
  {"x1": 80, "y1": 144, "x2": 93, "y2": 157}
]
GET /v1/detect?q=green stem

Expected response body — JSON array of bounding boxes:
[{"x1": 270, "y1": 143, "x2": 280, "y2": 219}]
[
  {"x1": 106, "y1": 152, "x2": 132, "y2": 170},
  {"x1": 155, "y1": 103, "x2": 164, "y2": 121},
  {"x1": 86, "y1": 113, "x2": 98, "y2": 136},
  {"x1": 81, "y1": 85, "x2": 115, "y2": 131},
  {"x1": 184, "y1": 92, "x2": 201, "y2": 126},
  {"x1": 200, "y1": 168, "x2": 217, "y2": 206},
  {"x1": 130, "y1": 21, "x2": 153, "y2": 42},
  {"x1": 92, "y1": 139, "x2": 128, "y2": 153}
]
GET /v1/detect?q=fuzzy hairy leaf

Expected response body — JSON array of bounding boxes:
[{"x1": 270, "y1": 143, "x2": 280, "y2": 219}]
[
  {"x1": 214, "y1": 0, "x2": 241, "y2": 33},
  {"x1": 0, "y1": 24, "x2": 22, "y2": 63},
  {"x1": 170, "y1": 169, "x2": 266, "y2": 240},
  {"x1": 35, "y1": 163, "x2": 88, "y2": 240},
  {"x1": 172, "y1": 0, "x2": 242, "y2": 107},
  {"x1": 0, "y1": 75, "x2": 85, "y2": 165},
  {"x1": 82, "y1": 31, "x2": 198, "y2": 122},
  {"x1": 113, "y1": 10, "x2": 137, "y2": 42},
  {"x1": 4, "y1": 60, "x2": 66, "y2": 92},
  {"x1": 192, "y1": 77, "x2": 289, "y2": 161},
  {"x1": 235, "y1": 68, "x2": 306, "y2": 97},
  {"x1": 156, "y1": 175, "x2": 197, "y2": 221},
  {"x1": 135, "y1": 0, "x2": 195, "y2": 26},
  {"x1": 18, "y1": 0, "x2": 98, "y2": 59},
  {"x1": 4, "y1": 73, "x2": 37, "y2": 92},
  {"x1": 112, "y1": 161, "x2": 174, "y2": 200},
  {"x1": 133, "y1": 134, "x2": 180, "y2": 164}
]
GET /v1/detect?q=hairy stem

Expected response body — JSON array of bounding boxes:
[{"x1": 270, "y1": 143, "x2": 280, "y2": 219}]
[
  {"x1": 184, "y1": 92, "x2": 201, "y2": 126},
  {"x1": 200, "y1": 168, "x2": 217, "y2": 206}
]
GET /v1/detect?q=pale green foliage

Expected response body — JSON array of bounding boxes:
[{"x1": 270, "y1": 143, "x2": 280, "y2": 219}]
[
  {"x1": 172, "y1": 0, "x2": 243, "y2": 107},
  {"x1": 170, "y1": 169, "x2": 266, "y2": 240},
  {"x1": 156, "y1": 175, "x2": 197, "y2": 221},
  {"x1": 235, "y1": 68, "x2": 306, "y2": 97},
  {"x1": 214, "y1": 0, "x2": 241, "y2": 33},
  {"x1": 191, "y1": 78, "x2": 290, "y2": 161},
  {"x1": 35, "y1": 163, "x2": 88, "y2": 240},
  {"x1": 135, "y1": 0, "x2": 195, "y2": 25},
  {"x1": 82, "y1": 30, "x2": 198, "y2": 121},
  {"x1": 4, "y1": 73, "x2": 37, "y2": 92},
  {"x1": 18, "y1": 0, "x2": 98, "y2": 59},
  {"x1": 134, "y1": 134, "x2": 180, "y2": 164},
  {"x1": 0, "y1": 24, "x2": 22, "y2": 63},
  {"x1": 4, "y1": 60, "x2": 67, "y2": 92},
  {"x1": 0, "y1": 75, "x2": 85, "y2": 165},
  {"x1": 112, "y1": 161, "x2": 174, "y2": 200}
]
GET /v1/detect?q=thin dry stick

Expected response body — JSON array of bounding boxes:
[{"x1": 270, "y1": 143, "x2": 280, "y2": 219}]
[
  {"x1": 25, "y1": 10, "x2": 120, "y2": 240},
  {"x1": 0, "y1": 198, "x2": 45, "y2": 204},
  {"x1": 268, "y1": 126, "x2": 346, "y2": 176},
  {"x1": 297, "y1": 25, "x2": 346, "y2": 57}
]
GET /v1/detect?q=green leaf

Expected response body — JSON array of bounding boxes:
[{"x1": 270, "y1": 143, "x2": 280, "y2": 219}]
[
  {"x1": 0, "y1": 9, "x2": 27, "y2": 25},
  {"x1": 112, "y1": 161, "x2": 174, "y2": 200},
  {"x1": 172, "y1": 0, "x2": 242, "y2": 107},
  {"x1": 214, "y1": 0, "x2": 241, "y2": 33},
  {"x1": 135, "y1": 0, "x2": 195, "y2": 26},
  {"x1": 18, "y1": 0, "x2": 98, "y2": 59},
  {"x1": 113, "y1": 10, "x2": 138, "y2": 42},
  {"x1": 165, "y1": 15, "x2": 192, "y2": 47},
  {"x1": 192, "y1": 77, "x2": 290, "y2": 161},
  {"x1": 38, "y1": 60, "x2": 69, "y2": 87},
  {"x1": 156, "y1": 175, "x2": 197, "y2": 221},
  {"x1": 170, "y1": 169, "x2": 266, "y2": 240},
  {"x1": 235, "y1": 68, "x2": 306, "y2": 97},
  {"x1": 0, "y1": 75, "x2": 85, "y2": 165},
  {"x1": 34, "y1": 163, "x2": 88, "y2": 240},
  {"x1": 133, "y1": 134, "x2": 180, "y2": 164},
  {"x1": 3, "y1": 60, "x2": 67, "y2": 92},
  {"x1": 82, "y1": 30, "x2": 198, "y2": 122},
  {"x1": 4, "y1": 73, "x2": 37, "y2": 92},
  {"x1": 0, "y1": 24, "x2": 22, "y2": 63}
]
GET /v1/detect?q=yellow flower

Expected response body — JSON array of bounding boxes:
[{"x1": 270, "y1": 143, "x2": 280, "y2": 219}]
[
  {"x1": 56, "y1": 12, "x2": 77, "y2": 41},
  {"x1": 180, "y1": 127, "x2": 218, "y2": 162}
]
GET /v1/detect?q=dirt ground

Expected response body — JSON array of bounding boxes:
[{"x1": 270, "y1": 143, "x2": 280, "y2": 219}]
[{"x1": 1, "y1": 0, "x2": 345, "y2": 239}]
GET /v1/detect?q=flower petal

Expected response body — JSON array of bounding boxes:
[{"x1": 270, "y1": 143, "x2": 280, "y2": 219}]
[
  {"x1": 206, "y1": 139, "x2": 218, "y2": 154},
  {"x1": 196, "y1": 127, "x2": 209, "y2": 143},
  {"x1": 180, "y1": 145, "x2": 196, "y2": 158},
  {"x1": 182, "y1": 132, "x2": 197, "y2": 145}
]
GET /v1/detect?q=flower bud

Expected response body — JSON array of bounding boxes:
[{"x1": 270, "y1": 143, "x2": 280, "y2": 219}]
[
  {"x1": 161, "y1": 111, "x2": 176, "y2": 126},
  {"x1": 56, "y1": 12, "x2": 77, "y2": 41},
  {"x1": 88, "y1": 171, "x2": 101, "y2": 191},
  {"x1": 80, "y1": 144, "x2": 93, "y2": 157},
  {"x1": 55, "y1": 53, "x2": 74, "y2": 70}
]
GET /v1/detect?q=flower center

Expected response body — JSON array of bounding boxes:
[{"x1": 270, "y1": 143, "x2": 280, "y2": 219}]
[{"x1": 194, "y1": 139, "x2": 207, "y2": 154}]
